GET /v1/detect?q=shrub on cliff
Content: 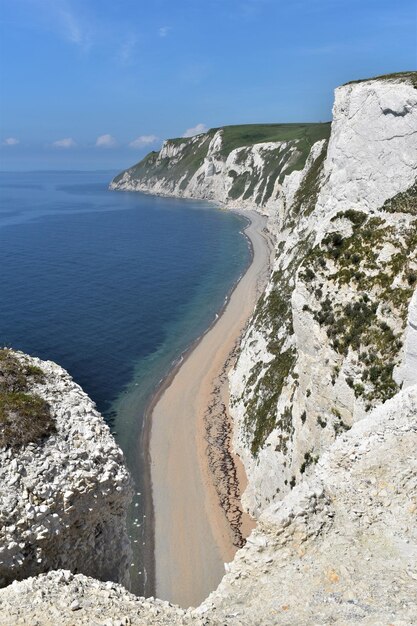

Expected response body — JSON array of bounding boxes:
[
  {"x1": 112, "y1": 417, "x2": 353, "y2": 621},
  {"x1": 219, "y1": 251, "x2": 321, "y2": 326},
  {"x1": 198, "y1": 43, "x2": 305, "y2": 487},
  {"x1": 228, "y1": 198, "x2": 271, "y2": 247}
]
[{"x1": 0, "y1": 349, "x2": 55, "y2": 447}]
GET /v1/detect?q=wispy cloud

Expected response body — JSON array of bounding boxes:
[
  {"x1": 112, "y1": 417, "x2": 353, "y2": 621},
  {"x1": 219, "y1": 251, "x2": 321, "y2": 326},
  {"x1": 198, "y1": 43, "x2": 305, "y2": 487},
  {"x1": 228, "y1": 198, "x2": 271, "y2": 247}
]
[
  {"x1": 57, "y1": 3, "x2": 84, "y2": 46},
  {"x1": 33, "y1": 0, "x2": 92, "y2": 50},
  {"x1": 117, "y1": 34, "x2": 138, "y2": 66},
  {"x1": 95, "y1": 134, "x2": 117, "y2": 148},
  {"x1": 52, "y1": 137, "x2": 76, "y2": 148},
  {"x1": 3, "y1": 137, "x2": 20, "y2": 146},
  {"x1": 129, "y1": 135, "x2": 159, "y2": 149},
  {"x1": 158, "y1": 26, "x2": 171, "y2": 38},
  {"x1": 183, "y1": 124, "x2": 209, "y2": 138}
]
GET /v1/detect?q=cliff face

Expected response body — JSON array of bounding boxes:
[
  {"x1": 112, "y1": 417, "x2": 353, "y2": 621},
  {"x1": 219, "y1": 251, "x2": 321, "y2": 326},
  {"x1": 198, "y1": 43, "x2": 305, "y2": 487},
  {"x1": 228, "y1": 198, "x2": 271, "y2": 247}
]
[
  {"x1": 2, "y1": 382, "x2": 416, "y2": 625},
  {"x1": 110, "y1": 123, "x2": 330, "y2": 214},
  {"x1": 0, "y1": 351, "x2": 133, "y2": 589},
  {"x1": 111, "y1": 72, "x2": 417, "y2": 520},
  {"x1": 229, "y1": 72, "x2": 417, "y2": 516},
  {"x1": 0, "y1": 72, "x2": 416, "y2": 625},
  {"x1": 200, "y1": 383, "x2": 417, "y2": 625}
]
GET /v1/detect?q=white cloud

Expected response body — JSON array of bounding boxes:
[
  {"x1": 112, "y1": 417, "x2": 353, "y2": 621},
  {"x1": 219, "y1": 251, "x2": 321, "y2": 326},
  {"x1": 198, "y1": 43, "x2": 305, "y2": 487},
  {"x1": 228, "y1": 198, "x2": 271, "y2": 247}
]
[
  {"x1": 36, "y1": 0, "x2": 92, "y2": 51},
  {"x1": 95, "y1": 134, "x2": 117, "y2": 148},
  {"x1": 129, "y1": 135, "x2": 159, "y2": 149},
  {"x1": 182, "y1": 123, "x2": 209, "y2": 138},
  {"x1": 158, "y1": 26, "x2": 171, "y2": 38},
  {"x1": 3, "y1": 137, "x2": 20, "y2": 146},
  {"x1": 52, "y1": 137, "x2": 76, "y2": 148},
  {"x1": 59, "y1": 5, "x2": 84, "y2": 45},
  {"x1": 118, "y1": 34, "x2": 138, "y2": 66}
]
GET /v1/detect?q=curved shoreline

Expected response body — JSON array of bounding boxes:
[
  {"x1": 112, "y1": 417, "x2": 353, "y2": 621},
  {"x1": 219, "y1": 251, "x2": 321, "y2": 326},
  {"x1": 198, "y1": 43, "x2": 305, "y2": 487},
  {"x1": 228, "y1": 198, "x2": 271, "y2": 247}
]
[
  {"x1": 139, "y1": 211, "x2": 254, "y2": 598},
  {"x1": 148, "y1": 209, "x2": 272, "y2": 608}
]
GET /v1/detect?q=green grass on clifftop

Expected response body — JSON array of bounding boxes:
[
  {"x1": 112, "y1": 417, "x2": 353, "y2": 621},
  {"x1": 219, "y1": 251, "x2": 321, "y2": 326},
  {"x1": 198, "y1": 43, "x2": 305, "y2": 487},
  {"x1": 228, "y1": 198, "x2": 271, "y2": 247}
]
[
  {"x1": 344, "y1": 71, "x2": 417, "y2": 88},
  {"x1": 0, "y1": 349, "x2": 54, "y2": 448},
  {"x1": 215, "y1": 123, "x2": 330, "y2": 157}
]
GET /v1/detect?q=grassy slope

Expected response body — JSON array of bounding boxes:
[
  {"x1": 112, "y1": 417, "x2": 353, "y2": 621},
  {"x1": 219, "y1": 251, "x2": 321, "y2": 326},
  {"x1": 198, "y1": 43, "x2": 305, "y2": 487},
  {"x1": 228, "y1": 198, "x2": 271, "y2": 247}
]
[{"x1": 216, "y1": 123, "x2": 330, "y2": 156}]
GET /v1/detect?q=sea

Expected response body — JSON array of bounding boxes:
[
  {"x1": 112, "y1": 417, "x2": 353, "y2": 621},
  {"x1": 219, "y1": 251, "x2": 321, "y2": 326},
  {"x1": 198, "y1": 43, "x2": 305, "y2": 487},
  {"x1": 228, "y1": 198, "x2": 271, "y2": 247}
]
[{"x1": 0, "y1": 170, "x2": 251, "y2": 595}]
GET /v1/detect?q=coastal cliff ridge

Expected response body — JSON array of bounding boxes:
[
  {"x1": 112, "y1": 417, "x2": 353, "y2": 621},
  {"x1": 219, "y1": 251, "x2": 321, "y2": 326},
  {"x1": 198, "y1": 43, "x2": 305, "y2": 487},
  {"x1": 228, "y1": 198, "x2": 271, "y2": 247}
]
[{"x1": 0, "y1": 70, "x2": 416, "y2": 624}]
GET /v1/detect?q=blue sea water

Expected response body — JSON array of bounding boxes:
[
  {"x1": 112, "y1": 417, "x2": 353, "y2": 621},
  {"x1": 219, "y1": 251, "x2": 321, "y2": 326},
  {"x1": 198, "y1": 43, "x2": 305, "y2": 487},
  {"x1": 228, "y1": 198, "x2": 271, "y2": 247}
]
[{"x1": 0, "y1": 170, "x2": 250, "y2": 594}]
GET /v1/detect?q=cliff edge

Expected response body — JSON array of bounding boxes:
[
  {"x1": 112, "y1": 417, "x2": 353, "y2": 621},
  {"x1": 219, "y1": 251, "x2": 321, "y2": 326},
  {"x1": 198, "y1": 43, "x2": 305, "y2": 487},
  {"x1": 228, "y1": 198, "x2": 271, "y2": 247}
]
[
  {"x1": 229, "y1": 71, "x2": 417, "y2": 516},
  {"x1": 0, "y1": 71, "x2": 416, "y2": 624},
  {"x1": 1, "y1": 382, "x2": 416, "y2": 624},
  {"x1": 0, "y1": 349, "x2": 133, "y2": 589}
]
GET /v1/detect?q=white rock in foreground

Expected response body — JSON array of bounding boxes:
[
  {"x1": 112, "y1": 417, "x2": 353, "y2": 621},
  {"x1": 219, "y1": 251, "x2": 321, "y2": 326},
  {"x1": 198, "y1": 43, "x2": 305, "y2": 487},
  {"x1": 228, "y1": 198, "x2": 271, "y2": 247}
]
[
  {"x1": 201, "y1": 384, "x2": 417, "y2": 625},
  {"x1": 0, "y1": 571, "x2": 192, "y2": 626},
  {"x1": 1, "y1": 384, "x2": 416, "y2": 624},
  {"x1": 0, "y1": 352, "x2": 133, "y2": 589}
]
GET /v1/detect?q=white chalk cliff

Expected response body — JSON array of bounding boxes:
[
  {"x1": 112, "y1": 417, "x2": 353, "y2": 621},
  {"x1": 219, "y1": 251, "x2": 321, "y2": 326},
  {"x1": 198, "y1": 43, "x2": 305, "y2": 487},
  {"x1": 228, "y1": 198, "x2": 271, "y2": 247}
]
[
  {"x1": 1, "y1": 383, "x2": 416, "y2": 624},
  {"x1": 230, "y1": 72, "x2": 417, "y2": 517},
  {"x1": 1, "y1": 71, "x2": 416, "y2": 624},
  {"x1": 110, "y1": 122, "x2": 330, "y2": 215},
  {"x1": 0, "y1": 351, "x2": 133, "y2": 590}
]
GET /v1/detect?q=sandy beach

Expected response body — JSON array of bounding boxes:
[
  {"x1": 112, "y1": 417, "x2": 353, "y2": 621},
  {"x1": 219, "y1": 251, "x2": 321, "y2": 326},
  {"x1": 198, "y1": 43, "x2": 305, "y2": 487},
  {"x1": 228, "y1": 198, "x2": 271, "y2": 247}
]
[{"x1": 150, "y1": 209, "x2": 272, "y2": 608}]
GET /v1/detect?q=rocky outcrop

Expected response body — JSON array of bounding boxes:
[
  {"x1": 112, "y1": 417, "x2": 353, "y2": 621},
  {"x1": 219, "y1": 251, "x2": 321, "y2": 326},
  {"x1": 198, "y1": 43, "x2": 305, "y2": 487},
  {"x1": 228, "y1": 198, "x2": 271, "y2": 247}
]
[
  {"x1": 229, "y1": 71, "x2": 417, "y2": 516},
  {"x1": 0, "y1": 351, "x2": 133, "y2": 589},
  {"x1": 199, "y1": 382, "x2": 417, "y2": 625},
  {"x1": 0, "y1": 571, "x2": 192, "y2": 626},
  {"x1": 2, "y1": 382, "x2": 416, "y2": 624},
  {"x1": 315, "y1": 76, "x2": 417, "y2": 222}
]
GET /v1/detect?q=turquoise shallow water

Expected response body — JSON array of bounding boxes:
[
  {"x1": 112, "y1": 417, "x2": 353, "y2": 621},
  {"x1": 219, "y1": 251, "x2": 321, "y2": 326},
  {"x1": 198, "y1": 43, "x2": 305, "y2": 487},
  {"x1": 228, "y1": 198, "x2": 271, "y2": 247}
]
[{"x1": 0, "y1": 170, "x2": 250, "y2": 594}]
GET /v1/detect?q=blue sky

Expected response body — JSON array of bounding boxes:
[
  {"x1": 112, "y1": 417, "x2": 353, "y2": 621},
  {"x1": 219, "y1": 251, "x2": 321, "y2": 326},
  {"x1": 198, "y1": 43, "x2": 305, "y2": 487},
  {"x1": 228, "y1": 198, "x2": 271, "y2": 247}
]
[{"x1": 0, "y1": 0, "x2": 415, "y2": 170}]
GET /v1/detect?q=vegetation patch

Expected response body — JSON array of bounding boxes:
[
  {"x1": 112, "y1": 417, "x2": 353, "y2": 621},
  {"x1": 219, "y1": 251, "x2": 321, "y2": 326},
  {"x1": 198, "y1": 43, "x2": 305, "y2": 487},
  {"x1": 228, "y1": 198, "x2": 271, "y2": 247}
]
[
  {"x1": 291, "y1": 140, "x2": 328, "y2": 217},
  {"x1": 333, "y1": 416, "x2": 351, "y2": 436},
  {"x1": 228, "y1": 171, "x2": 251, "y2": 200},
  {"x1": 300, "y1": 209, "x2": 417, "y2": 405},
  {"x1": 218, "y1": 123, "x2": 330, "y2": 160},
  {"x1": 317, "y1": 415, "x2": 327, "y2": 428},
  {"x1": 0, "y1": 349, "x2": 54, "y2": 448},
  {"x1": 254, "y1": 145, "x2": 296, "y2": 205},
  {"x1": 344, "y1": 71, "x2": 417, "y2": 89},
  {"x1": 223, "y1": 124, "x2": 331, "y2": 203},
  {"x1": 228, "y1": 144, "x2": 303, "y2": 204},
  {"x1": 233, "y1": 148, "x2": 250, "y2": 166},
  {"x1": 300, "y1": 450, "x2": 319, "y2": 474},
  {"x1": 245, "y1": 347, "x2": 296, "y2": 456},
  {"x1": 240, "y1": 225, "x2": 318, "y2": 456},
  {"x1": 243, "y1": 242, "x2": 311, "y2": 455},
  {"x1": 382, "y1": 181, "x2": 417, "y2": 216}
]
